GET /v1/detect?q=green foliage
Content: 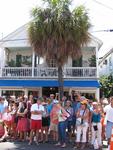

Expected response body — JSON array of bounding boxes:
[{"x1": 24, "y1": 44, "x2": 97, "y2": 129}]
[
  {"x1": 88, "y1": 55, "x2": 96, "y2": 67},
  {"x1": 100, "y1": 74, "x2": 113, "y2": 98},
  {"x1": 28, "y1": 0, "x2": 91, "y2": 99},
  {"x1": 7, "y1": 59, "x2": 16, "y2": 67}
]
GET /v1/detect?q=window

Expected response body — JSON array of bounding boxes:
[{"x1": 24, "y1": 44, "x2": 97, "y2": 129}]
[
  {"x1": 103, "y1": 59, "x2": 107, "y2": 65},
  {"x1": 109, "y1": 57, "x2": 112, "y2": 66},
  {"x1": 72, "y1": 56, "x2": 82, "y2": 67},
  {"x1": 48, "y1": 59, "x2": 57, "y2": 67}
]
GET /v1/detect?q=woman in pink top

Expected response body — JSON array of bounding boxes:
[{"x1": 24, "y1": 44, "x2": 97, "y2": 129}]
[{"x1": 49, "y1": 103, "x2": 59, "y2": 143}]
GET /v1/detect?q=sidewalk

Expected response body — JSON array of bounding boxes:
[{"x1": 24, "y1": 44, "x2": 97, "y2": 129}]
[{"x1": 0, "y1": 141, "x2": 108, "y2": 150}]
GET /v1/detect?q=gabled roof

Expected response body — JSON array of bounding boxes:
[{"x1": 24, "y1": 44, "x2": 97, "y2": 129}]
[
  {"x1": 89, "y1": 34, "x2": 103, "y2": 49},
  {"x1": 1, "y1": 23, "x2": 28, "y2": 41},
  {"x1": 0, "y1": 22, "x2": 102, "y2": 49},
  {"x1": 0, "y1": 23, "x2": 29, "y2": 47},
  {"x1": 99, "y1": 47, "x2": 113, "y2": 65}
]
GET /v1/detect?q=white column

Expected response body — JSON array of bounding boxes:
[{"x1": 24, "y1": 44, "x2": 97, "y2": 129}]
[
  {"x1": 39, "y1": 87, "x2": 42, "y2": 97},
  {"x1": 24, "y1": 88, "x2": 28, "y2": 97},
  {"x1": 69, "y1": 88, "x2": 73, "y2": 100},
  {"x1": 96, "y1": 88, "x2": 100, "y2": 101},
  {"x1": 0, "y1": 47, "x2": 6, "y2": 77},
  {"x1": 96, "y1": 46, "x2": 99, "y2": 78},
  {"x1": 0, "y1": 47, "x2": 5, "y2": 68},
  {"x1": 32, "y1": 50, "x2": 35, "y2": 77},
  {"x1": 0, "y1": 89, "x2": 2, "y2": 96},
  {"x1": 0, "y1": 67, "x2": 2, "y2": 77}
]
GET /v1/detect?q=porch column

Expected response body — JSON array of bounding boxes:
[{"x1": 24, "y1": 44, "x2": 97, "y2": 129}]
[
  {"x1": 0, "y1": 47, "x2": 5, "y2": 77},
  {"x1": 0, "y1": 89, "x2": 2, "y2": 96},
  {"x1": 0, "y1": 67, "x2": 2, "y2": 77},
  {"x1": 69, "y1": 88, "x2": 72, "y2": 100},
  {"x1": 96, "y1": 88, "x2": 100, "y2": 101},
  {"x1": 24, "y1": 88, "x2": 28, "y2": 97},
  {"x1": 39, "y1": 87, "x2": 42, "y2": 97},
  {"x1": 96, "y1": 46, "x2": 99, "y2": 78},
  {"x1": 32, "y1": 50, "x2": 35, "y2": 77}
]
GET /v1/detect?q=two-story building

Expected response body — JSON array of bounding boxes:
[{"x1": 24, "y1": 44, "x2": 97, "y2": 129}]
[
  {"x1": 0, "y1": 24, "x2": 102, "y2": 99},
  {"x1": 99, "y1": 47, "x2": 113, "y2": 76}
]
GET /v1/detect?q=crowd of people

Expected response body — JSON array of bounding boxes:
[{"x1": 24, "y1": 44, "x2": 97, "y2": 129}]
[{"x1": 0, "y1": 92, "x2": 112, "y2": 149}]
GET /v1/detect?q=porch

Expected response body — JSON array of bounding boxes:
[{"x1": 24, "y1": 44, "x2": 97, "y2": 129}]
[{"x1": 0, "y1": 67, "x2": 97, "y2": 79}]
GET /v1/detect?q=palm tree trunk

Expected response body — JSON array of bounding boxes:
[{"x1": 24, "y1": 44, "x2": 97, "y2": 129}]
[{"x1": 58, "y1": 65, "x2": 64, "y2": 100}]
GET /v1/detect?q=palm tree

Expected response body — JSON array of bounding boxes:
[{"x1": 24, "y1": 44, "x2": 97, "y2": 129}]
[{"x1": 28, "y1": 0, "x2": 91, "y2": 100}]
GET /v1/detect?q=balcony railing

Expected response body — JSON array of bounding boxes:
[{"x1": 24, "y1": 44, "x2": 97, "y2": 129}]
[{"x1": 0, "y1": 67, "x2": 97, "y2": 79}]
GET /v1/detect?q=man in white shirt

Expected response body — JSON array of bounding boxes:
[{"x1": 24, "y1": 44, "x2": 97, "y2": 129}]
[
  {"x1": 104, "y1": 96, "x2": 113, "y2": 145},
  {"x1": 29, "y1": 97, "x2": 44, "y2": 145}
]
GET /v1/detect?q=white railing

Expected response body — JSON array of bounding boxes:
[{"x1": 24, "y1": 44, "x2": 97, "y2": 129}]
[{"x1": 0, "y1": 67, "x2": 97, "y2": 78}]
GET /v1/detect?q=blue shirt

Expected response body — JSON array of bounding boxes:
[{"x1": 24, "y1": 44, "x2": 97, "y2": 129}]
[
  {"x1": 0, "y1": 103, "x2": 5, "y2": 113},
  {"x1": 92, "y1": 112, "x2": 101, "y2": 123}
]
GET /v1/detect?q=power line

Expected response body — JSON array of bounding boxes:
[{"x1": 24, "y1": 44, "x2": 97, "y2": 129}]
[
  {"x1": 92, "y1": 29, "x2": 113, "y2": 33},
  {"x1": 93, "y1": 0, "x2": 113, "y2": 11}
]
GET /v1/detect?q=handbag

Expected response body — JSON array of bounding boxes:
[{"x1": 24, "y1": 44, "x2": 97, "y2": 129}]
[{"x1": 76, "y1": 118, "x2": 82, "y2": 125}]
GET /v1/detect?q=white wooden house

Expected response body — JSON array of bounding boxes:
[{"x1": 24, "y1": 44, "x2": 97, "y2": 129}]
[
  {"x1": 99, "y1": 47, "x2": 113, "y2": 76},
  {"x1": 0, "y1": 24, "x2": 102, "y2": 99}
]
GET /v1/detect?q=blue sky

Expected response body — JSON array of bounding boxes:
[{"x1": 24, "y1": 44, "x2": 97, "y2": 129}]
[{"x1": 0, "y1": 0, "x2": 113, "y2": 52}]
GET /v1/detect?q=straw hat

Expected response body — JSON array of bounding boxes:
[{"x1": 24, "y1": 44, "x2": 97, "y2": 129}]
[{"x1": 81, "y1": 99, "x2": 88, "y2": 105}]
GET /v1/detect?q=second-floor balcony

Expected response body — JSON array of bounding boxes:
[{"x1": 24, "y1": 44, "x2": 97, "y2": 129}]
[{"x1": 0, "y1": 67, "x2": 97, "y2": 79}]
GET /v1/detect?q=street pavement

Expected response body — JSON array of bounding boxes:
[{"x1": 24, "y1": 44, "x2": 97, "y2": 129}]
[{"x1": 0, "y1": 141, "x2": 108, "y2": 150}]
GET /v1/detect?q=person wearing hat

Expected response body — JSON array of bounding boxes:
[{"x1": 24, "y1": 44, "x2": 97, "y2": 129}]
[{"x1": 75, "y1": 99, "x2": 89, "y2": 149}]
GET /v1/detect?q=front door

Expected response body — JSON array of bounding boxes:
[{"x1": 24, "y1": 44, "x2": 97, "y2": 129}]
[{"x1": 42, "y1": 87, "x2": 58, "y2": 97}]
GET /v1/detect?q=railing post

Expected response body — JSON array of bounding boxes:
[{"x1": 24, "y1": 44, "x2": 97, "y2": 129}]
[{"x1": 0, "y1": 89, "x2": 2, "y2": 96}]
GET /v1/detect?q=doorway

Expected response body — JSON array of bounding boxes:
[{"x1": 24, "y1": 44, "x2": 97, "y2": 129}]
[{"x1": 42, "y1": 87, "x2": 58, "y2": 97}]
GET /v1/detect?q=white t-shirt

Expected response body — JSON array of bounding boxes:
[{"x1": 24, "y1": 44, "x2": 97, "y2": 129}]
[
  {"x1": 31, "y1": 103, "x2": 44, "y2": 120},
  {"x1": 104, "y1": 104, "x2": 113, "y2": 123}
]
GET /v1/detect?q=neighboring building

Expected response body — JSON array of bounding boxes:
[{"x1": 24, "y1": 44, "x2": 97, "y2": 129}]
[
  {"x1": 99, "y1": 47, "x2": 113, "y2": 76},
  {"x1": 0, "y1": 24, "x2": 102, "y2": 99}
]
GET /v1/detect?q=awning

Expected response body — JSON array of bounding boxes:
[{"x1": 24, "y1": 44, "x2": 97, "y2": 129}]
[{"x1": 0, "y1": 79, "x2": 100, "y2": 88}]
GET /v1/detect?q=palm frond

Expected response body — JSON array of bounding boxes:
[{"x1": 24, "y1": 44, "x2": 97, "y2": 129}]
[{"x1": 28, "y1": 0, "x2": 91, "y2": 66}]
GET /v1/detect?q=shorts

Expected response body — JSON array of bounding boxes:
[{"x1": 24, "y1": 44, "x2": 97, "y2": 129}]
[
  {"x1": 106, "y1": 121, "x2": 113, "y2": 139},
  {"x1": 42, "y1": 116, "x2": 50, "y2": 127},
  {"x1": 30, "y1": 119, "x2": 42, "y2": 130},
  {"x1": 49, "y1": 123, "x2": 58, "y2": 132}
]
